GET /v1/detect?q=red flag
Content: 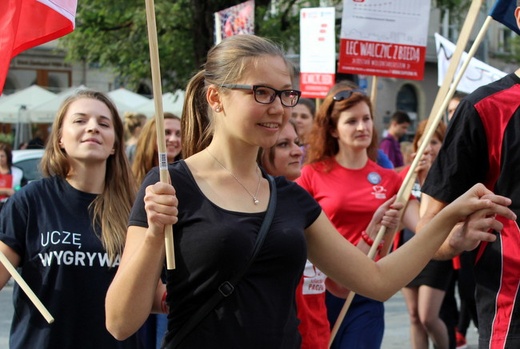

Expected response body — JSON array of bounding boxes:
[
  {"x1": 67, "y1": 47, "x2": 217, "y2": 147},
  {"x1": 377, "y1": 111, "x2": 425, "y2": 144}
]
[{"x1": 0, "y1": 0, "x2": 77, "y2": 93}]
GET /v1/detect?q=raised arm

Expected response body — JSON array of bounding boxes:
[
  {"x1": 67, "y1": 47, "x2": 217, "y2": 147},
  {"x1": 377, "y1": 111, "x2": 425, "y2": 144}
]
[
  {"x1": 106, "y1": 182, "x2": 177, "y2": 340},
  {"x1": 325, "y1": 195, "x2": 404, "y2": 298},
  {"x1": 307, "y1": 183, "x2": 515, "y2": 302}
]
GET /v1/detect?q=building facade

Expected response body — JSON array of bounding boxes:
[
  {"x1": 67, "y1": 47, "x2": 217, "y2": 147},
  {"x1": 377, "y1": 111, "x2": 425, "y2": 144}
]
[{"x1": 3, "y1": 0, "x2": 517, "y2": 138}]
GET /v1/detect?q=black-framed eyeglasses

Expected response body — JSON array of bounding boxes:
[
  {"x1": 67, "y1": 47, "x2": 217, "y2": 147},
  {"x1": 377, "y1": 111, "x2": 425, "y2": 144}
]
[
  {"x1": 333, "y1": 89, "x2": 366, "y2": 102},
  {"x1": 221, "y1": 84, "x2": 301, "y2": 107}
]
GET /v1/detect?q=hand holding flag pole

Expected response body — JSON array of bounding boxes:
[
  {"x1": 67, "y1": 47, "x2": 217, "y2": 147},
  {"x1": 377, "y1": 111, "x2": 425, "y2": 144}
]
[
  {"x1": 328, "y1": 0, "x2": 485, "y2": 346},
  {"x1": 144, "y1": 0, "x2": 176, "y2": 269}
]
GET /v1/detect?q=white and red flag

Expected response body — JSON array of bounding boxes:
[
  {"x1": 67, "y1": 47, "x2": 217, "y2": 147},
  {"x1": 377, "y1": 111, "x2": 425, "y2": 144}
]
[{"x1": 0, "y1": 0, "x2": 77, "y2": 93}]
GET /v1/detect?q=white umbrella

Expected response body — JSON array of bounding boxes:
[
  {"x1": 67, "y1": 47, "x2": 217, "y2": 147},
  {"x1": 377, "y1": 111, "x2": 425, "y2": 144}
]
[
  {"x1": 29, "y1": 85, "x2": 88, "y2": 123},
  {"x1": 108, "y1": 88, "x2": 150, "y2": 111},
  {"x1": 28, "y1": 86, "x2": 136, "y2": 119},
  {"x1": 0, "y1": 85, "x2": 56, "y2": 123},
  {"x1": 135, "y1": 90, "x2": 184, "y2": 117}
]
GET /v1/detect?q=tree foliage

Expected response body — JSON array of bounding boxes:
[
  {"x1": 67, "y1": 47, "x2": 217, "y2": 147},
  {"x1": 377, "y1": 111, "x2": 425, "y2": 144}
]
[
  {"x1": 63, "y1": 0, "x2": 462, "y2": 92},
  {"x1": 62, "y1": 0, "x2": 327, "y2": 91},
  {"x1": 434, "y1": 0, "x2": 472, "y2": 30}
]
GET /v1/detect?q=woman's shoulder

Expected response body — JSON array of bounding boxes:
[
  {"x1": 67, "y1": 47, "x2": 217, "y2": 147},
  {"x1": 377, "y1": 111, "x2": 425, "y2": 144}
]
[
  {"x1": 275, "y1": 175, "x2": 317, "y2": 202},
  {"x1": 274, "y1": 175, "x2": 322, "y2": 225},
  {"x1": 300, "y1": 159, "x2": 330, "y2": 175},
  {"x1": 19, "y1": 176, "x2": 53, "y2": 188},
  {"x1": 143, "y1": 160, "x2": 190, "y2": 182},
  {"x1": 15, "y1": 176, "x2": 62, "y2": 196},
  {"x1": 5, "y1": 177, "x2": 61, "y2": 211}
]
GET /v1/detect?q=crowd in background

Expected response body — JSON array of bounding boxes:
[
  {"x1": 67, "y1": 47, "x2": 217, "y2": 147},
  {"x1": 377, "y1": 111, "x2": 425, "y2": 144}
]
[
  {"x1": 0, "y1": 78, "x2": 500, "y2": 349},
  {"x1": 0, "y1": 29, "x2": 518, "y2": 349}
]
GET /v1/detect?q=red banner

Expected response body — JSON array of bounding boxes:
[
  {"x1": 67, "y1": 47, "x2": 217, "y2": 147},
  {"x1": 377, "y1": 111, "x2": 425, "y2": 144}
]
[
  {"x1": 300, "y1": 73, "x2": 335, "y2": 99},
  {"x1": 338, "y1": 39, "x2": 426, "y2": 80}
]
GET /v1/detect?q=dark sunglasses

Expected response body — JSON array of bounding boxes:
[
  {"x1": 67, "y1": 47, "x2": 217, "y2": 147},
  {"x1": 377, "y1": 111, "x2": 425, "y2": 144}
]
[{"x1": 332, "y1": 89, "x2": 366, "y2": 102}]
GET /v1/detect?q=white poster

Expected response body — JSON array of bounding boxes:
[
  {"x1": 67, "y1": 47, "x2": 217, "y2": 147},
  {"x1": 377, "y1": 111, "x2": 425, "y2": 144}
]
[
  {"x1": 299, "y1": 7, "x2": 336, "y2": 98},
  {"x1": 338, "y1": 0, "x2": 430, "y2": 80},
  {"x1": 435, "y1": 33, "x2": 506, "y2": 94}
]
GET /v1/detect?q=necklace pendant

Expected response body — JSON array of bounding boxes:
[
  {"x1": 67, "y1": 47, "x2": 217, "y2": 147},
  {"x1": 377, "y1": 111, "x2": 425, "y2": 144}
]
[{"x1": 253, "y1": 198, "x2": 259, "y2": 205}]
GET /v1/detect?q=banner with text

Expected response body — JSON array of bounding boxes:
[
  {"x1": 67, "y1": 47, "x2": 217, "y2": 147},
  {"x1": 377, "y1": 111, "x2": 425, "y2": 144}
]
[
  {"x1": 214, "y1": 0, "x2": 254, "y2": 44},
  {"x1": 300, "y1": 7, "x2": 336, "y2": 98},
  {"x1": 435, "y1": 33, "x2": 506, "y2": 94},
  {"x1": 339, "y1": 0, "x2": 430, "y2": 80}
]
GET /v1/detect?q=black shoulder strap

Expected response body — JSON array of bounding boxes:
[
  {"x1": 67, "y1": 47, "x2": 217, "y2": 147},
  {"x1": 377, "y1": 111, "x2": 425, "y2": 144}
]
[{"x1": 163, "y1": 174, "x2": 277, "y2": 349}]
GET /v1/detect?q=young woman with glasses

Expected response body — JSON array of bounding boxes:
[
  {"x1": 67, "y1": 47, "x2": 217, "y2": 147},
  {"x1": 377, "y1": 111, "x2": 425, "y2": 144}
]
[{"x1": 105, "y1": 35, "x2": 515, "y2": 348}]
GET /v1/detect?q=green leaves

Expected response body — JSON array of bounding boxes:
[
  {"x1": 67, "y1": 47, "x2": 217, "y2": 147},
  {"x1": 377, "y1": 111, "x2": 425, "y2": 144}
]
[{"x1": 62, "y1": 0, "x2": 316, "y2": 91}]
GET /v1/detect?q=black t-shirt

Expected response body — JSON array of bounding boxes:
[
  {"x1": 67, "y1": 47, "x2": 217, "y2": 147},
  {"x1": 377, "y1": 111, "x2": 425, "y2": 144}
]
[
  {"x1": 423, "y1": 73, "x2": 520, "y2": 348},
  {"x1": 129, "y1": 160, "x2": 322, "y2": 348},
  {"x1": 0, "y1": 176, "x2": 138, "y2": 349}
]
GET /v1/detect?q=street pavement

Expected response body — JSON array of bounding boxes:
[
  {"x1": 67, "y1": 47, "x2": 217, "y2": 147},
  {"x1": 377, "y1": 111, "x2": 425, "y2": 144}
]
[{"x1": 0, "y1": 280, "x2": 477, "y2": 348}]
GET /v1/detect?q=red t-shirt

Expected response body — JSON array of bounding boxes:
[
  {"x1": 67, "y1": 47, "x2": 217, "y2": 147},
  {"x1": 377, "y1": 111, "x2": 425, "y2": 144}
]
[
  {"x1": 0, "y1": 173, "x2": 13, "y2": 200},
  {"x1": 298, "y1": 158, "x2": 403, "y2": 244},
  {"x1": 295, "y1": 158, "x2": 405, "y2": 348},
  {"x1": 296, "y1": 261, "x2": 329, "y2": 349}
]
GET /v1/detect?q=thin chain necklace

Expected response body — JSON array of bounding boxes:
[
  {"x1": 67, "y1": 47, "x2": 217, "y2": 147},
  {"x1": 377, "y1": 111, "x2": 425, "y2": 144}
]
[{"x1": 206, "y1": 149, "x2": 261, "y2": 205}]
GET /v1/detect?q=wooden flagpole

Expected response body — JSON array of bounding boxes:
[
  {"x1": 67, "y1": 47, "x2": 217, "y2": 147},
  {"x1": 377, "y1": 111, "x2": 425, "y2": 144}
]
[
  {"x1": 0, "y1": 250, "x2": 54, "y2": 323},
  {"x1": 144, "y1": 0, "x2": 176, "y2": 269},
  {"x1": 328, "y1": 1, "x2": 485, "y2": 346},
  {"x1": 370, "y1": 75, "x2": 378, "y2": 107}
]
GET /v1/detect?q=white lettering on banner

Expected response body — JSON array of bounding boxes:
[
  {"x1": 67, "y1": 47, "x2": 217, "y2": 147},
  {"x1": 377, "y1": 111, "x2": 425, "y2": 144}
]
[
  {"x1": 353, "y1": 42, "x2": 421, "y2": 62},
  {"x1": 302, "y1": 73, "x2": 334, "y2": 85},
  {"x1": 345, "y1": 40, "x2": 358, "y2": 55},
  {"x1": 359, "y1": 42, "x2": 393, "y2": 59},
  {"x1": 397, "y1": 46, "x2": 420, "y2": 62},
  {"x1": 302, "y1": 261, "x2": 326, "y2": 295},
  {"x1": 371, "y1": 60, "x2": 408, "y2": 69},
  {"x1": 353, "y1": 58, "x2": 371, "y2": 65}
]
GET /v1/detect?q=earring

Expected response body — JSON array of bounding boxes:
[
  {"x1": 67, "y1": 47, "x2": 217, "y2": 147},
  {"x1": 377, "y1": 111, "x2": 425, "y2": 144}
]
[{"x1": 215, "y1": 106, "x2": 221, "y2": 113}]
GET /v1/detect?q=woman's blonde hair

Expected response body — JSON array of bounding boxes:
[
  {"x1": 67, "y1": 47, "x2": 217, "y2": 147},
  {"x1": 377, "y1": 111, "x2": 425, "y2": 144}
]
[
  {"x1": 132, "y1": 112, "x2": 181, "y2": 185},
  {"x1": 182, "y1": 34, "x2": 293, "y2": 158},
  {"x1": 41, "y1": 89, "x2": 137, "y2": 263},
  {"x1": 124, "y1": 112, "x2": 147, "y2": 140}
]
